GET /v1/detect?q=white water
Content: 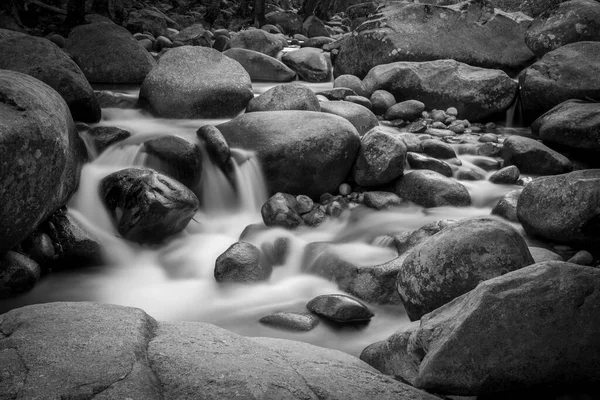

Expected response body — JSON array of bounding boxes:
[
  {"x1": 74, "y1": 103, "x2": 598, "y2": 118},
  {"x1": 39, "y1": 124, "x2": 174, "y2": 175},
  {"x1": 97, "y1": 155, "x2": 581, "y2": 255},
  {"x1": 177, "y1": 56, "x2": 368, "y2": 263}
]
[{"x1": 0, "y1": 81, "x2": 524, "y2": 357}]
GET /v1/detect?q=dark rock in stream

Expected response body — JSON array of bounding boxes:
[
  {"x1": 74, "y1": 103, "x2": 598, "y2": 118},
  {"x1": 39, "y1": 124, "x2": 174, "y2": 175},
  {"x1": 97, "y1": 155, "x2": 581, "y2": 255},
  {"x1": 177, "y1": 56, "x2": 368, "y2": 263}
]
[
  {"x1": 142, "y1": 136, "x2": 203, "y2": 190},
  {"x1": 392, "y1": 170, "x2": 471, "y2": 208},
  {"x1": 259, "y1": 312, "x2": 320, "y2": 331},
  {"x1": 86, "y1": 126, "x2": 132, "y2": 155},
  {"x1": 406, "y1": 152, "x2": 454, "y2": 177},
  {"x1": 501, "y1": 135, "x2": 572, "y2": 175},
  {"x1": 307, "y1": 294, "x2": 374, "y2": 322},
  {"x1": 489, "y1": 165, "x2": 520, "y2": 184},
  {"x1": 0, "y1": 251, "x2": 41, "y2": 298},
  {"x1": 196, "y1": 125, "x2": 230, "y2": 168},
  {"x1": 352, "y1": 127, "x2": 407, "y2": 186},
  {"x1": 100, "y1": 168, "x2": 199, "y2": 244},
  {"x1": 214, "y1": 242, "x2": 271, "y2": 283},
  {"x1": 491, "y1": 189, "x2": 521, "y2": 222},
  {"x1": 262, "y1": 193, "x2": 305, "y2": 229}
]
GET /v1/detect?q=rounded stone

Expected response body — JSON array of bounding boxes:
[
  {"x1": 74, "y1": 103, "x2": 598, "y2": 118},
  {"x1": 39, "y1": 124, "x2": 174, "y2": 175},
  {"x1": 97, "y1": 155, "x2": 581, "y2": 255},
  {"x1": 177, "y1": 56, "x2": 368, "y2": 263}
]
[
  {"x1": 215, "y1": 241, "x2": 271, "y2": 283},
  {"x1": 306, "y1": 294, "x2": 374, "y2": 323}
]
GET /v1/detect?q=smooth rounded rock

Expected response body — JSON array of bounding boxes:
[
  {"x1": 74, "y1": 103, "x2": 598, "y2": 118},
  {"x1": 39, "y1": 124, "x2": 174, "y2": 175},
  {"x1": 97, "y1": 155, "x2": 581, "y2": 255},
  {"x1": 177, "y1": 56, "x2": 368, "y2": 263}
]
[
  {"x1": 333, "y1": 74, "x2": 368, "y2": 97},
  {"x1": 247, "y1": 83, "x2": 320, "y2": 112},
  {"x1": 214, "y1": 242, "x2": 271, "y2": 283},
  {"x1": 491, "y1": 189, "x2": 521, "y2": 222},
  {"x1": 229, "y1": 29, "x2": 284, "y2": 57},
  {"x1": 319, "y1": 100, "x2": 379, "y2": 136},
  {"x1": 489, "y1": 165, "x2": 520, "y2": 184},
  {"x1": 196, "y1": 125, "x2": 230, "y2": 168},
  {"x1": 224, "y1": 48, "x2": 296, "y2": 82},
  {"x1": 261, "y1": 192, "x2": 304, "y2": 229},
  {"x1": 259, "y1": 312, "x2": 320, "y2": 331},
  {"x1": 501, "y1": 135, "x2": 572, "y2": 175},
  {"x1": 0, "y1": 251, "x2": 41, "y2": 298},
  {"x1": 406, "y1": 153, "x2": 453, "y2": 177},
  {"x1": 307, "y1": 294, "x2": 374, "y2": 323},
  {"x1": 392, "y1": 170, "x2": 471, "y2": 208},
  {"x1": 384, "y1": 100, "x2": 425, "y2": 122},
  {"x1": 281, "y1": 47, "x2": 331, "y2": 82},
  {"x1": 142, "y1": 136, "x2": 203, "y2": 190},
  {"x1": 370, "y1": 90, "x2": 396, "y2": 115},
  {"x1": 352, "y1": 127, "x2": 407, "y2": 186}
]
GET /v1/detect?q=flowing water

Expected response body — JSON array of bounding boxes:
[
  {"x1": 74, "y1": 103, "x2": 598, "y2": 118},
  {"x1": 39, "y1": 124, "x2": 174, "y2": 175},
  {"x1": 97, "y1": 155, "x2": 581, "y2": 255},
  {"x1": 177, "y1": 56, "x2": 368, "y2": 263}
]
[{"x1": 0, "y1": 79, "x2": 525, "y2": 357}]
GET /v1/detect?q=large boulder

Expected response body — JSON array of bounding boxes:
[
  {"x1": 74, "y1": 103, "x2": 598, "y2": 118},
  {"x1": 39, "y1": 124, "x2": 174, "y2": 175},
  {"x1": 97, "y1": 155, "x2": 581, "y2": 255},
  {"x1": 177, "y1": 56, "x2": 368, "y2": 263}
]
[
  {"x1": 391, "y1": 170, "x2": 472, "y2": 208},
  {"x1": 0, "y1": 302, "x2": 439, "y2": 400},
  {"x1": 99, "y1": 167, "x2": 199, "y2": 244},
  {"x1": 319, "y1": 101, "x2": 379, "y2": 136},
  {"x1": 517, "y1": 169, "x2": 600, "y2": 249},
  {"x1": 281, "y1": 47, "x2": 331, "y2": 82},
  {"x1": 229, "y1": 29, "x2": 284, "y2": 57},
  {"x1": 139, "y1": 46, "x2": 253, "y2": 118},
  {"x1": 0, "y1": 70, "x2": 86, "y2": 255},
  {"x1": 525, "y1": 0, "x2": 600, "y2": 57},
  {"x1": 65, "y1": 22, "x2": 156, "y2": 84},
  {"x1": 363, "y1": 60, "x2": 518, "y2": 122},
  {"x1": 224, "y1": 48, "x2": 296, "y2": 81},
  {"x1": 217, "y1": 111, "x2": 360, "y2": 198},
  {"x1": 519, "y1": 41, "x2": 600, "y2": 122},
  {"x1": 247, "y1": 83, "x2": 320, "y2": 112},
  {"x1": 363, "y1": 262, "x2": 600, "y2": 395},
  {"x1": 0, "y1": 31, "x2": 100, "y2": 123},
  {"x1": 500, "y1": 135, "x2": 572, "y2": 175},
  {"x1": 352, "y1": 127, "x2": 407, "y2": 186},
  {"x1": 334, "y1": 0, "x2": 535, "y2": 79},
  {"x1": 397, "y1": 217, "x2": 534, "y2": 321}
]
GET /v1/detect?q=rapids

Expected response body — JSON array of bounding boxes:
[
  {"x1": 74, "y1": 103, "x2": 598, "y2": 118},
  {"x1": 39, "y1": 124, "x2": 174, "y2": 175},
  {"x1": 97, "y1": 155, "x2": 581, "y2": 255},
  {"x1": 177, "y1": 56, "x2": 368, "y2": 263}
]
[{"x1": 0, "y1": 79, "x2": 525, "y2": 357}]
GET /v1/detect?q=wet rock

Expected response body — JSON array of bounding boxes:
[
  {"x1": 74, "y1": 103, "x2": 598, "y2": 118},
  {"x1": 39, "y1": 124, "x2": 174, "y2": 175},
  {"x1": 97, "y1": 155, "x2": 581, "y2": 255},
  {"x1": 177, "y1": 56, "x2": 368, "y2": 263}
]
[
  {"x1": 335, "y1": 0, "x2": 534, "y2": 79},
  {"x1": 519, "y1": 41, "x2": 600, "y2": 122},
  {"x1": 142, "y1": 136, "x2": 203, "y2": 190},
  {"x1": 363, "y1": 191, "x2": 404, "y2": 210},
  {"x1": 567, "y1": 250, "x2": 594, "y2": 265},
  {"x1": 406, "y1": 152, "x2": 453, "y2": 177},
  {"x1": 259, "y1": 312, "x2": 319, "y2": 331},
  {"x1": 501, "y1": 135, "x2": 572, "y2": 175},
  {"x1": 196, "y1": 125, "x2": 230, "y2": 168},
  {"x1": 303, "y1": 206, "x2": 327, "y2": 227},
  {"x1": 212, "y1": 35, "x2": 230, "y2": 52},
  {"x1": 517, "y1": 169, "x2": 600, "y2": 249},
  {"x1": 99, "y1": 168, "x2": 199, "y2": 244},
  {"x1": 295, "y1": 195, "x2": 313, "y2": 214},
  {"x1": 261, "y1": 192, "x2": 304, "y2": 229},
  {"x1": 224, "y1": 48, "x2": 296, "y2": 82},
  {"x1": 217, "y1": 111, "x2": 360, "y2": 198},
  {"x1": 363, "y1": 60, "x2": 518, "y2": 122},
  {"x1": 529, "y1": 246, "x2": 564, "y2": 263},
  {"x1": 319, "y1": 100, "x2": 379, "y2": 136},
  {"x1": 0, "y1": 31, "x2": 101, "y2": 123},
  {"x1": 420, "y1": 139, "x2": 457, "y2": 159},
  {"x1": 307, "y1": 294, "x2": 374, "y2": 322},
  {"x1": 229, "y1": 29, "x2": 284, "y2": 57},
  {"x1": 247, "y1": 83, "x2": 320, "y2": 112},
  {"x1": 397, "y1": 216, "x2": 534, "y2": 321},
  {"x1": 489, "y1": 165, "x2": 520, "y2": 184},
  {"x1": 334, "y1": 74, "x2": 368, "y2": 97},
  {"x1": 281, "y1": 47, "x2": 331, "y2": 82},
  {"x1": 392, "y1": 170, "x2": 471, "y2": 208},
  {"x1": 214, "y1": 242, "x2": 271, "y2": 283},
  {"x1": 20, "y1": 231, "x2": 56, "y2": 266},
  {"x1": 344, "y1": 95, "x2": 372, "y2": 109},
  {"x1": 384, "y1": 100, "x2": 425, "y2": 122},
  {"x1": 0, "y1": 251, "x2": 41, "y2": 298},
  {"x1": 86, "y1": 126, "x2": 131, "y2": 155},
  {"x1": 525, "y1": 0, "x2": 600, "y2": 57},
  {"x1": 370, "y1": 90, "x2": 396, "y2": 115},
  {"x1": 0, "y1": 70, "x2": 87, "y2": 255},
  {"x1": 139, "y1": 46, "x2": 253, "y2": 118},
  {"x1": 66, "y1": 23, "x2": 156, "y2": 84},
  {"x1": 394, "y1": 220, "x2": 456, "y2": 256},
  {"x1": 94, "y1": 90, "x2": 138, "y2": 109},
  {"x1": 491, "y1": 189, "x2": 521, "y2": 222},
  {"x1": 125, "y1": 9, "x2": 169, "y2": 37},
  {"x1": 173, "y1": 24, "x2": 211, "y2": 47},
  {"x1": 352, "y1": 127, "x2": 407, "y2": 186}
]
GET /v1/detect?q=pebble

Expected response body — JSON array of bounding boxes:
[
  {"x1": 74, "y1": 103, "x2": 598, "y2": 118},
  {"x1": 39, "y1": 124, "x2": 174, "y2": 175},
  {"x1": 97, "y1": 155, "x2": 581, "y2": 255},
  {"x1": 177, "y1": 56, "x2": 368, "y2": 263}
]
[{"x1": 339, "y1": 183, "x2": 352, "y2": 196}]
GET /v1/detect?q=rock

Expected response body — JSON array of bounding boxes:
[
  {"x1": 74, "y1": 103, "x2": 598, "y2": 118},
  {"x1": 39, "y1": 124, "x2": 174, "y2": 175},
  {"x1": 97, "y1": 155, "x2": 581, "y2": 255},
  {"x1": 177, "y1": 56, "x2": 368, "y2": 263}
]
[
  {"x1": 94, "y1": 90, "x2": 137, "y2": 109},
  {"x1": 370, "y1": 90, "x2": 396, "y2": 115},
  {"x1": 156, "y1": 35, "x2": 173, "y2": 51},
  {"x1": 372, "y1": 262, "x2": 600, "y2": 395},
  {"x1": 125, "y1": 9, "x2": 168, "y2": 37},
  {"x1": 363, "y1": 191, "x2": 404, "y2": 210},
  {"x1": 139, "y1": 46, "x2": 253, "y2": 118},
  {"x1": 295, "y1": 195, "x2": 313, "y2": 214},
  {"x1": 317, "y1": 87, "x2": 357, "y2": 100},
  {"x1": 525, "y1": 0, "x2": 600, "y2": 57},
  {"x1": 406, "y1": 152, "x2": 453, "y2": 177},
  {"x1": 214, "y1": 242, "x2": 271, "y2": 283},
  {"x1": 173, "y1": 24, "x2": 211, "y2": 47},
  {"x1": 142, "y1": 136, "x2": 203, "y2": 190},
  {"x1": 363, "y1": 60, "x2": 518, "y2": 122},
  {"x1": 212, "y1": 35, "x2": 230, "y2": 52},
  {"x1": 303, "y1": 15, "x2": 331, "y2": 38},
  {"x1": 397, "y1": 216, "x2": 534, "y2": 321},
  {"x1": 0, "y1": 251, "x2": 41, "y2": 298},
  {"x1": 384, "y1": 100, "x2": 425, "y2": 121},
  {"x1": 302, "y1": 36, "x2": 337, "y2": 48},
  {"x1": 66, "y1": 23, "x2": 156, "y2": 84},
  {"x1": 491, "y1": 189, "x2": 521, "y2": 222},
  {"x1": 567, "y1": 250, "x2": 594, "y2": 265},
  {"x1": 85, "y1": 126, "x2": 131, "y2": 155},
  {"x1": 0, "y1": 70, "x2": 87, "y2": 255},
  {"x1": 303, "y1": 206, "x2": 327, "y2": 227},
  {"x1": 531, "y1": 99, "x2": 600, "y2": 154},
  {"x1": 265, "y1": 11, "x2": 303, "y2": 35},
  {"x1": 489, "y1": 165, "x2": 520, "y2": 184},
  {"x1": 99, "y1": 168, "x2": 199, "y2": 244},
  {"x1": 229, "y1": 29, "x2": 284, "y2": 57},
  {"x1": 247, "y1": 83, "x2": 320, "y2": 112},
  {"x1": 261, "y1": 192, "x2": 304, "y2": 229},
  {"x1": 529, "y1": 246, "x2": 564, "y2": 263},
  {"x1": 353, "y1": 126, "x2": 407, "y2": 187},
  {"x1": 224, "y1": 48, "x2": 296, "y2": 81},
  {"x1": 420, "y1": 139, "x2": 457, "y2": 159},
  {"x1": 501, "y1": 135, "x2": 572, "y2": 175},
  {"x1": 392, "y1": 170, "x2": 471, "y2": 208},
  {"x1": 517, "y1": 169, "x2": 600, "y2": 249},
  {"x1": 196, "y1": 125, "x2": 230, "y2": 168},
  {"x1": 394, "y1": 220, "x2": 457, "y2": 256},
  {"x1": 20, "y1": 231, "x2": 55, "y2": 266},
  {"x1": 259, "y1": 312, "x2": 320, "y2": 331},
  {"x1": 335, "y1": 0, "x2": 534, "y2": 79},
  {"x1": 217, "y1": 111, "x2": 360, "y2": 198},
  {"x1": 0, "y1": 31, "x2": 101, "y2": 123},
  {"x1": 334, "y1": 74, "x2": 368, "y2": 97},
  {"x1": 281, "y1": 47, "x2": 331, "y2": 82},
  {"x1": 519, "y1": 41, "x2": 600, "y2": 122},
  {"x1": 307, "y1": 294, "x2": 374, "y2": 322},
  {"x1": 319, "y1": 101, "x2": 379, "y2": 136}
]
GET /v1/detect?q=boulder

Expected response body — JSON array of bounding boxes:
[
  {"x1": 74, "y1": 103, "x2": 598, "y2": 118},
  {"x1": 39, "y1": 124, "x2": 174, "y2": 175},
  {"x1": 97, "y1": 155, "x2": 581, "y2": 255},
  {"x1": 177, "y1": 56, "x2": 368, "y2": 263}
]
[
  {"x1": 261, "y1": 192, "x2": 305, "y2": 229},
  {"x1": 517, "y1": 169, "x2": 600, "y2": 249},
  {"x1": 247, "y1": 83, "x2": 320, "y2": 112},
  {"x1": 0, "y1": 32, "x2": 101, "y2": 122},
  {"x1": 125, "y1": 9, "x2": 169, "y2": 37},
  {"x1": 406, "y1": 153, "x2": 453, "y2": 177},
  {"x1": 306, "y1": 294, "x2": 374, "y2": 322},
  {"x1": 217, "y1": 111, "x2": 360, "y2": 198},
  {"x1": 142, "y1": 136, "x2": 203, "y2": 190},
  {"x1": 392, "y1": 170, "x2": 471, "y2": 208},
  {"x1": 491, "y1": 188, "x2": 521, "y2": 222},
  {"x1": 214, "y1": 242, "x2": 271, "y2": 283},
  {"x1": 525, "y1": 0, "x2": 600, "y2": 57},
  {"x1": 489, "y1": 165, "x2": 520, "y2": 184},
  {"x1": 420, "y1": 139, "x2": 457, "y2": 159},
  {"x1": 500, "y1": 135, "x2": 572, "y2": 175},
  {"x1": 0, "y1": 70, "x2": 86, "y2": 255},
  {"x1": 139, "y1": 46, "x2": 253, "y2": 118},
  {"x1": 224, "y1": 48, "x2": 296, "y2": 81},
  {"x1": 352, "y1": 127, "x2": 407, "y2": 186},
  {"x1": 363, "y1": 60, "x2": 518, "y2": 122},
  {"x1": 335, "y1": 0, "x2": 535, "y2": 79},
  {"x1": 173, "y1": 24, "x2": 211, "y2": 47},
  {"x1": 333, "y1": 74, "x2": 368, "y2": 97},
  {"x1": 319, "y1": 101, "x2": 379, "y2": 136},
  {"x1": 519, "y1": 41, "x2": 600, "y2": 122},
  {"x1": 265, "y1": 11, "x2": 303, "y2": 35},
  {"x1": 365, "y1": 262, "x2": 600, "y2": 395},
  {"x1": 229, "y1": 29, "x2": 284, "y2": 57},
  {"x1": 281, "y1": 47, "x2": 331, "y2": 82},
  {"x1": 99, "y1": 168, "x2": 199, "y2": 244},
  {"x1": 86, "y1": 126, "x2": 131, "y2": 155},
  {"x1": 259, "y1": 312, "x2": 320, "y2": 331},
  {"x1": 66, "y1": 22, "x2": 156, "y2": 84},
  {"x1": 397, "y1": 216, "x2": 534, "y2": 321},
  {"x1": 0, "y1": 251, "x2": 40, "y2": 298},
  {"x1": 196, "y1": 125, "x2": 230, "y2": 168}
]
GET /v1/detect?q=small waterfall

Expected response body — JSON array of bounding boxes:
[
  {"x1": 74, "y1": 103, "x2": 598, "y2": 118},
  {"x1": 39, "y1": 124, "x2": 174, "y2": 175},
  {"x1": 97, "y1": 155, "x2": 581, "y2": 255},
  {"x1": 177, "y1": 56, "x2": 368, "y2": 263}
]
[
  {"x1": 230, "y1": 148, "x2": 269, "y2": 213},
  {"x1": 505, "y1": 91, "x2": 523, "y2": 128}
]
